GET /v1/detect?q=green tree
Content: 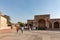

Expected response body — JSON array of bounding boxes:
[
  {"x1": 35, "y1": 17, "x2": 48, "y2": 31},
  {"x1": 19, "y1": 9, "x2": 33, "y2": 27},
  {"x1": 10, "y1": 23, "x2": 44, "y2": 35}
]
[{"x1": 18, "y1": 22, "x2": 24, "y2": 27}]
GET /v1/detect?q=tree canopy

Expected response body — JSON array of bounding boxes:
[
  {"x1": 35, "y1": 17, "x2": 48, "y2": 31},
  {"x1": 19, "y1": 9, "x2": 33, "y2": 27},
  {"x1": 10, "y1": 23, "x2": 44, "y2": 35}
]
[{"x1": 18, "y1": 22, "x2": 24, "y2": 27}]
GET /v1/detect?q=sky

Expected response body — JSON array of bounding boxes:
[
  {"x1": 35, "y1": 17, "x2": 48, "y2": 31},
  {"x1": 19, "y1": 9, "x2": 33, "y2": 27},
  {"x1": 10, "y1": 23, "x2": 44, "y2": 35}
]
[{"x1": 0, "y1": 0, "x2": 60, "y2": 23}]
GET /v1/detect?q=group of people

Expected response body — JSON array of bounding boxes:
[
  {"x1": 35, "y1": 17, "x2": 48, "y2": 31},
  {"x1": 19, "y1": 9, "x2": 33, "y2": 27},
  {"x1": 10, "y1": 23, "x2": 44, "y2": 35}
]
[
  {"x1": 10, "y1": 25, "x2": 23, "y2": 33},
  {"x1": 15, "y1": 25, "x2": 24, "y2": 33},
  {"x1": 16, "y1": 26, "x2": 24, "y2": 33},
  {"x1": 10, "y1": 24, "x2": 38, "y2": 33}
]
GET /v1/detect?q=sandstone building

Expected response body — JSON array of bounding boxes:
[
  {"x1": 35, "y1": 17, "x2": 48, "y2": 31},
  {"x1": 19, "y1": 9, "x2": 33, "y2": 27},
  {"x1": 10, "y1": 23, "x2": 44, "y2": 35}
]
[
  {"x1": 27, "y1": 14, "x2": 60, "y2": 30},
  {"x1": 0, "y1": 12, "x2": 9, "y2": 29}
]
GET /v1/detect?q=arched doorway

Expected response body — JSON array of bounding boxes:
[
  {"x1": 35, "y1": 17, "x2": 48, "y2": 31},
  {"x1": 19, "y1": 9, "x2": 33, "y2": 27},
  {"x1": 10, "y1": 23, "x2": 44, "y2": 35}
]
[
  {"x1": 54, "y1": 22, "x2": 59, "y2": 28},
  {"x1": 38, "y1": 19, "x2": 46, "y2": 27}
]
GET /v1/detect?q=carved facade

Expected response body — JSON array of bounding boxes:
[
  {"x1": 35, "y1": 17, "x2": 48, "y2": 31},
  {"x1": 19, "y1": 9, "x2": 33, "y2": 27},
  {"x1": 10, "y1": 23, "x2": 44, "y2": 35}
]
[{"x1": 27, "y1": 14, "x2": 60, "y2": 30}]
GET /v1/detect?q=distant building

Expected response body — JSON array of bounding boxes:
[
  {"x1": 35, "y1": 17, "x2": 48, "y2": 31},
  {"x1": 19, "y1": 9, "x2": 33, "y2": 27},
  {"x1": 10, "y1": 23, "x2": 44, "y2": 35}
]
[
  {"x1": 0, "y1": 12, "x2": 10, "y2": 29},
  {"x1": 27, "y1": 14, "x2": 60, "y2": 30}
]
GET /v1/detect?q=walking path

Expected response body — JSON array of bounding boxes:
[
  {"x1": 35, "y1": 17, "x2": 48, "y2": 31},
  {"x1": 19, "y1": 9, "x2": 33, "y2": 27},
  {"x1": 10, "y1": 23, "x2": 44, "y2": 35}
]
[{"x1": 0, "y1": 29, "x2": 60, "y2": 40}]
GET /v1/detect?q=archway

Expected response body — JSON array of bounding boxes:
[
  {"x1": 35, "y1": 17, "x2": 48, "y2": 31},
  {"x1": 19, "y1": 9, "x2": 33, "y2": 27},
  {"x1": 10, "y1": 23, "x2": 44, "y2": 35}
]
[
  {"x1": 54, "y1": 22, "x2": 59, "y2": 28},
  {"x1": 38, "y1": 19, "x2": 46, "y2": 27}
]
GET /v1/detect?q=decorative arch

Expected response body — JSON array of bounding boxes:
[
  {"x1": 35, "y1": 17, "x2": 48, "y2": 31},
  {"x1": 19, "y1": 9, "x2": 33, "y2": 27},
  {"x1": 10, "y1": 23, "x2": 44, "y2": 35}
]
[
  {"x1": 38, "y1": 19, "x2": 46, "y2": 27},
  {"x1": 54, "y1": 22, "x2": 59, "y2": 28}
]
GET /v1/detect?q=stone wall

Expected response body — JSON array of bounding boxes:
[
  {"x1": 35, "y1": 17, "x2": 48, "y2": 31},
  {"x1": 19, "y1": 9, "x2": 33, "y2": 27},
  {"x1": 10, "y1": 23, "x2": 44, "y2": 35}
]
[{"x1": 27, "y1": 14, "x2": 60, "y2": 30}]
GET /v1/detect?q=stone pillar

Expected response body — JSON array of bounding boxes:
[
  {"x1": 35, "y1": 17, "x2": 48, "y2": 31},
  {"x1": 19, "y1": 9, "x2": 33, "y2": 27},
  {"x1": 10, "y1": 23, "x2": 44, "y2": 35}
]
[
  {"x1": 52, "y1": 22, "x2": 54, "y2": 29},
  {"x1": 46, "y1": 21, "x2": 49, "y2": 29}
]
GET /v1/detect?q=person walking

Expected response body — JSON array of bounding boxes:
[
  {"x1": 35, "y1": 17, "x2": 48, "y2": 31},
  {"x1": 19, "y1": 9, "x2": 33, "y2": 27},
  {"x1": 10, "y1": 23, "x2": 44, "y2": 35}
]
[
  {"x1": 21, "y1": 27, "x2": 24, "y2": 33},
  {"x1": 11, "y1": 25, "x2": 13, "y2": 29},
  {"x1": 15, "y1": 25, "x2": 19, "y2": 33}
]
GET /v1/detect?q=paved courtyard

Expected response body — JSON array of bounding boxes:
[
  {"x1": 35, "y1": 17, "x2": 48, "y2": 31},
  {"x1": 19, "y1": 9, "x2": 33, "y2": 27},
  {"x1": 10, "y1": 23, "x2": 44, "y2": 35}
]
[{"x1": 0, "y1": 29, "x2": 60, "y2": 40}]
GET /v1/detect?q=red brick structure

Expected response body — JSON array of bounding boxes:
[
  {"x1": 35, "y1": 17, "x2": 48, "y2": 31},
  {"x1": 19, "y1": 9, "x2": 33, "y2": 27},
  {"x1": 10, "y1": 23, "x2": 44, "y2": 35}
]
[{"x1": 27, "y1": 14, "x2": 60, "y2": 30}]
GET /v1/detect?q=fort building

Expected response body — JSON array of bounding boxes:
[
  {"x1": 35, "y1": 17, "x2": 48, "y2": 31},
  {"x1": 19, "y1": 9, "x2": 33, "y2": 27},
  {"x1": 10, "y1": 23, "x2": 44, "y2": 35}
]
[{"x1": 27, "y1": 14, "x2": 60, "y2": 30}]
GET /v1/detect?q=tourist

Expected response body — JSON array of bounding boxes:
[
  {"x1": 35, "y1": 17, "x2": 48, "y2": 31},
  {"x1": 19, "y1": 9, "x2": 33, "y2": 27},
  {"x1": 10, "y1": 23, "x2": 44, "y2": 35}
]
[
  {"x1": 21, "y1": 27, "x2": 24, "y2": 33},
  {"x1": 11, "y1": 25, "x2": 13, "y2": 29},
  {"x1": 15, "y1": 25, "x2": 19, "y2": 33}
]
